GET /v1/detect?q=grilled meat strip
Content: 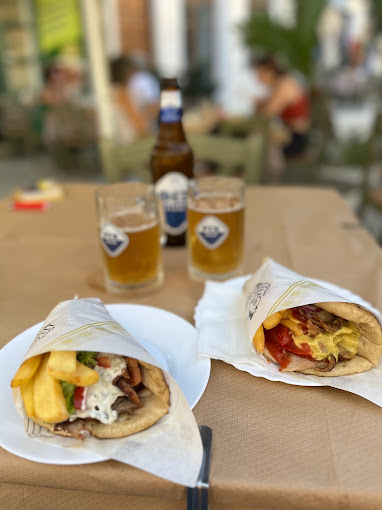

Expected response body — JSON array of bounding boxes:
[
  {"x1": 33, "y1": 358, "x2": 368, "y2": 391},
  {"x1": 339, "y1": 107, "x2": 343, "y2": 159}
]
[
  {"x1": 55, "y1": 419, "x2": 90, "y2": 439},
  {"x1": 126, "y1": 358, "x2": 142, "y2": 386},
  {"x1": 117, "y1": 378, "x2": 141, "y2": 406},
  {"x1": 293, "y1": 307, "x2": 353, "y2": 371},
  {"x1": 298, "y1": 307, "x2": 346, "y2": 338},
  {"x1": 111, "y1": 396, "x2": 140, "y2": 413}
]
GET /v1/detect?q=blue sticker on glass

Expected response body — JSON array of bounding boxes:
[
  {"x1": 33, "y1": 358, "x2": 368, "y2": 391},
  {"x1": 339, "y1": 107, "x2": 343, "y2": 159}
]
[
  {"x1": 196, "y1": 215, "x2": 229, "y2": 250},
  {"x1": 100, "y1": 222, "x2": 129, "y2": 257}
]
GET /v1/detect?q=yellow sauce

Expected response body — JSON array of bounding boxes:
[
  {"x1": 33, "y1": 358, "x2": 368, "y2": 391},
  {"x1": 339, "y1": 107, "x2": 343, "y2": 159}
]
[{"x1": 292, "y1": 321, "x2": 359, "y2": 361}]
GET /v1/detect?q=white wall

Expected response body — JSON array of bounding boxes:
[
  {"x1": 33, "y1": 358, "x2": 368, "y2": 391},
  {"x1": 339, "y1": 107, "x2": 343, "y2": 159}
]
[
  {"x1": 212, "y1": 0, "x2": 265, "y2": 115},
  {"x1": 150, "y1": 0, "x2": 187, "y2": 78}
]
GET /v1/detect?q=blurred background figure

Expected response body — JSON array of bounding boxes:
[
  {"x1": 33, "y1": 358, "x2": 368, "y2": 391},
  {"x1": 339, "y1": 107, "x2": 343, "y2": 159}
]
[
  {"x1": 252, "y1": 55, "x2": 310, "y2": 158},
  {"x1": 125, "y1": 52, "x2": 160, "y2": 134},
  {"x1": 40, "y1": 64, "x2": 68, "y2": 107},
  {"x1": 109, "y1": 56, "x2": 147, "y2": 144}
]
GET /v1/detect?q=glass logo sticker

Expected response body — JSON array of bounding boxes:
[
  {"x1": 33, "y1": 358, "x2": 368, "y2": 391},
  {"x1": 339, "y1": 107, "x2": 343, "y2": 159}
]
[
  {"x1": 196, "y1": 215, "x2": 229, "y2": 250},
  {"x1": 100, "y1": 222, "x2": 129, "y2": 257}
]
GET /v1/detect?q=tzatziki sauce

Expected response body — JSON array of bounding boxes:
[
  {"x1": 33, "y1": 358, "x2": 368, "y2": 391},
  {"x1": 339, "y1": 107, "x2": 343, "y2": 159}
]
[{"x1": 69, "y1": 353, "x2": 126, "y2": 424}]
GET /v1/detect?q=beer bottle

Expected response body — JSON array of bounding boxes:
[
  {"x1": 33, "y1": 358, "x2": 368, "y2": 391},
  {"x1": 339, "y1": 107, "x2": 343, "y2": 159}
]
[{"x1": 150, "y1": 78, "x2": 194, "y2": 246}]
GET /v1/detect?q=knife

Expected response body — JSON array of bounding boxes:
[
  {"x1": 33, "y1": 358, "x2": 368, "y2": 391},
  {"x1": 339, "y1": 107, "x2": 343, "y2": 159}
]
[{"x1": 187, "y1": 425, "x2": 213, "y2": 510}]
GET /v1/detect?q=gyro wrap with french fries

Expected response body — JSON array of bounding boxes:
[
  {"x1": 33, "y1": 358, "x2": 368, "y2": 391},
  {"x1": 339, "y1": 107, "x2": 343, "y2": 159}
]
[
  {"x1": 244, "y1": 259, "x2": 382, "y2": 376},
  {"x1": 10, "y1": 298, "x2": 203, "y2": 487}
]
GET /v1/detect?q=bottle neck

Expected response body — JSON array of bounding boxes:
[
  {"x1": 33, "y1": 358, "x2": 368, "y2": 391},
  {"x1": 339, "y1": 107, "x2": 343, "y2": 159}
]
[
  {"x1": 157, "y1": 87, "x2": 186, "y2": 141},
  {"x1": 157, "y1": 120, "x2": 186, "y2": 141}
]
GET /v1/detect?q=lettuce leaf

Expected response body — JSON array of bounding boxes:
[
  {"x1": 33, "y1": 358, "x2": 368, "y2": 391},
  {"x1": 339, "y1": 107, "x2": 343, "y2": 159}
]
[
  {"x1": 61, "y1": 381, "x2": 76, "y2": 414},
  {"x1": 77, "y1": 351, "x2": 97, "y2": 368}
]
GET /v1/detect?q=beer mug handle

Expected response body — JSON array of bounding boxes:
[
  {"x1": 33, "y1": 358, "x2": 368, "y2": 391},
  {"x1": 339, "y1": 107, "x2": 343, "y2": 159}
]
[{"x1": 155, "y1": 194, "x2": 167, "y2": 246}]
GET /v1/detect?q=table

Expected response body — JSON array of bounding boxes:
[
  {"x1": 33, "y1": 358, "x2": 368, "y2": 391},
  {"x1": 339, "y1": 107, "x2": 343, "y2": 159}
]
[{"x1": 1, "y1": 184, "x2": 382, "y2": 510}]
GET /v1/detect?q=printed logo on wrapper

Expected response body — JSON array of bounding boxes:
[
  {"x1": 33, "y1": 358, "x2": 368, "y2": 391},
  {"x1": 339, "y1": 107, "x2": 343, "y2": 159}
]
[
  {"x1": 156, "y1": 172, "x2": 188, "y2": 235},
  {"x1": 100, "y1": 222, "x2": 129, "y2": 257},
  {"x1": 196, "y1": 215, "x2": 229, "y2": 250},
  {"x1": 246, "y1": 283, "x2": 271, "y2": 320}
]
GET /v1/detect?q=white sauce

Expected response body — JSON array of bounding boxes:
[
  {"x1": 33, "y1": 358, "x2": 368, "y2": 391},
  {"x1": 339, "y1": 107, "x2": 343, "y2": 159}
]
[{"x1": 69, "y1": 353, "x2": 126, "y2": 425}]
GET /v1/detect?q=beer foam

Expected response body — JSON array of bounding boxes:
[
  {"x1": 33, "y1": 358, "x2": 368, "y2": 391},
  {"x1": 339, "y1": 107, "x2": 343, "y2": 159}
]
[
  {"x1": 111, "y1": 212, "x2": 158, "y2": 233},
  {"x1": 188, "y1": 193, "x2": 244, "y2": 214},
  {"x1": 123, "y1": 220, "x2": 158, "y2": 234}
]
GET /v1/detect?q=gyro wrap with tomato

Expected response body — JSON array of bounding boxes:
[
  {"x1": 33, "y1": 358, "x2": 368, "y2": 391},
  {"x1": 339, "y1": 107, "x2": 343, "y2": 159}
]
[
  {"x1": 10, "y1": 299, "x2": 170, "y2": 439},
  {"x1": 244, "y1": 259, "x2": 382, "y2": 376}
]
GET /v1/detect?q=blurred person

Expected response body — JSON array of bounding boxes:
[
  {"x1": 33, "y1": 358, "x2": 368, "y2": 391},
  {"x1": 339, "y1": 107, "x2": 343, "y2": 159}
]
[
  {"x1": 125, "y1": 52, "x2": 160, "y2": 133},
  {"x1": 41, "y1": 64, "x2": 69, "y2": 107},
  {"x1": 329, "y1": 40, "x2": 369, "y2": 98},
  {"x1": 36, "y1": 64, "x2": 71, "y2": 143},
  {"x1": 109, "y1": 57, "x2": 148, "y2": 144},
  {"x1": 252, "y1": 55, "x2": 311, "y2": 157},
  {"x1": 368, "y1": 34, "x2": 382, "y2": 79}
]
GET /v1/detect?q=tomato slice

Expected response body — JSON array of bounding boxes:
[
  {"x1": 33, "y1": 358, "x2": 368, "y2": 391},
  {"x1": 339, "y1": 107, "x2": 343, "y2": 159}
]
[
  {"x1": 290, "y1": 309, "x2": 308, "y2": 334},
  {"x1": 264, "y1": 324, "x2": 314, "y2": 370},
  {"x1": 74, "y1": 387, "x2": 85, "y2": 410},
  {"x1": 97, "y1": 355, "x2": 111, "y2": 368}
]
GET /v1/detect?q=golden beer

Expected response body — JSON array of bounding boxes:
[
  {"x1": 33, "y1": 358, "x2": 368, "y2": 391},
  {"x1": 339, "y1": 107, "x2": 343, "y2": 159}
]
[
  {"x1": 101, "y1": 213, "x2": 162, "y2": 289},
  {"x1": 187, "y1": 190, "x2": 244, "y2": 279},
  {"x1": 96, "y1": 182, "x2": 163, "y2": 294}
]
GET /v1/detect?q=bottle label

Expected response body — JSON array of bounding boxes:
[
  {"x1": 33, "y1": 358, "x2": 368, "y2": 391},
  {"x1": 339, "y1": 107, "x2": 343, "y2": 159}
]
[
  {"x1": 159, "y1": 90, "x2": 182, "y2": 123},
  {"x1": 100, "y1": 222, "x2": 129, "y2": 257},
  {"x1": 155, "y1": 172, "x2": 188, "y2": 235},
  {"x1": 195, "y1": 215, "x2": 230, "y2": 250}
]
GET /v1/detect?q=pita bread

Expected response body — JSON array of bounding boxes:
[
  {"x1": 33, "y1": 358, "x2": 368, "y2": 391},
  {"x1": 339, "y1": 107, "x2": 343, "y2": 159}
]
[
  {"x1": 36, "y1": 361, "x2": 170, "y2": 439},
  {"x1": 263, "y1": 302, "x2": 382, "y2": 377}
]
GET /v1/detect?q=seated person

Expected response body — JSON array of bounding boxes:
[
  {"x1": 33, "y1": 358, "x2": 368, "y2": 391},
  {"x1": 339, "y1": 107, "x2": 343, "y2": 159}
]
[
  {"x1": 252, "y1": 55, "x2": 310, "y2": 157},
  {"x1": 109, "y1": 57, "x2": 148, "y2": 144},
  {"x1": 125, "y1": 53, "x2": 160, "y2": 134}
]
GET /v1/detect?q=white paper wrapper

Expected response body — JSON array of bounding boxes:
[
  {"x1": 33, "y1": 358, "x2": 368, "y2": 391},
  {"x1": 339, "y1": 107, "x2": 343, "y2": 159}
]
[
  {"x1": 195, "y1": 258, "x2": 382, "y2": 405},
  {"x1": 13, "y1": 298, "x2": 203, "y2": 487}
]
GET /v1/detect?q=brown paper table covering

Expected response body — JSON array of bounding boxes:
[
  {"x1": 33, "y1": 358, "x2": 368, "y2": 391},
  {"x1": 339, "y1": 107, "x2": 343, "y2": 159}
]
[{"x1": 1, "y1": 183, "x2": 382, "y2": 510}]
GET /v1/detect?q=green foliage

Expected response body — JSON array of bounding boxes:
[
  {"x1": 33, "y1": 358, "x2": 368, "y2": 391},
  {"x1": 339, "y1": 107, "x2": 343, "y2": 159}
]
[
  {"x1": 241, "y1": 0, "x2": 327, "y2": 82},
  {"x1": 371, "y1": 0, "x2": 382, "y2": 32},
  {"x1": 77, "y1": 351, "x2": 97, "y2": 368},
  {"x1": 182, "y1": 61, "x2": 216, "y2": 105},
  {"x1": 61, "y1": 381, "x2": 76, "y2": 414}
]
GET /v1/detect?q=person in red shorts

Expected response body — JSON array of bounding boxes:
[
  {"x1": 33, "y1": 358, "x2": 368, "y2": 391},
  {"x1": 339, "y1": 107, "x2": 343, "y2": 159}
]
[{"x1": 253, "y1": 55, "x2": 311, "y2": 157}]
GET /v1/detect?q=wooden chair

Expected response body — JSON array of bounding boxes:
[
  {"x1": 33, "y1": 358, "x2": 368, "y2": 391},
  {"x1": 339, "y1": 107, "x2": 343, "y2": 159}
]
[
  {"x1": 100, "y1": 131, "x2": 265, "y2": 184},
  {"x1": 0, "y1": 100, "x2": 39, "y2": 154},
  {"x1": 99, "y1": 136, "x2": 155, "y2": 183}
]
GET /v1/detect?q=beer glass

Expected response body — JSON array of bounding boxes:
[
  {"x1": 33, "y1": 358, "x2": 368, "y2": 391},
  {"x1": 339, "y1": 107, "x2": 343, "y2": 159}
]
[
  {"x1": 96, "y1": 183, "x2": 163, "y2": 294},
  {"x1": 187, "y1": 176, "x2": 245, "y2": 280}
]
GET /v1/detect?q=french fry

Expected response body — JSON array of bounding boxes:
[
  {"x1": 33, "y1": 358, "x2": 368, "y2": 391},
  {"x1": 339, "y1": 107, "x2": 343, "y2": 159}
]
[
  {"x1": 11, "y1": 355, "x2": 42, "y2": 388},
  {"x1": 280, "y1": 319, "x2": 304, "y2": 336},
  {"x1": 33, "y1": 354, "x2": 69, "y2": 423},
  {"x1": 49, "y1": 360, "x2": 99, "y2": 387},
  {"x1": 20, "y1": 377, "x2": 36, "y2": 419},
  {"x1": 47, "y1": 350, "x2": 76, "y2": 376},
  {"x1": 253, "y1": 325, "x2": 265, "y2": 353},
  {"x1": 280, "y1": 309, "x2": 289, "y2": 319},
  {"x1": 263, "y1": 312, "x2": 282, "y2": 330}
]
